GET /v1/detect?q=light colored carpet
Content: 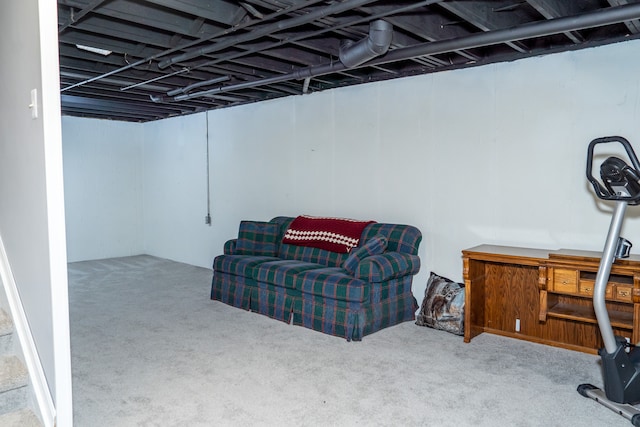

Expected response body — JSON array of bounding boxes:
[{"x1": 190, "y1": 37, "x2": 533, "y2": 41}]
[
  {"x1": 68, "y1": 255, "x2": 628, "y2": 426},
  {"x1": 0, "y1": 407, "x2": 43, "y2": 426}
]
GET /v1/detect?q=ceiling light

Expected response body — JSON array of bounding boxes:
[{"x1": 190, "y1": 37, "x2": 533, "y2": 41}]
[{"x1": 75, "y1": 44, "x2": 112, "y2": 56}]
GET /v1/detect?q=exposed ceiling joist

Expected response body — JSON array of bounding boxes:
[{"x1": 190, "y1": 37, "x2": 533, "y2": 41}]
[{"x1": 57, "y1": 0, "x2": 640, "y2": 122}]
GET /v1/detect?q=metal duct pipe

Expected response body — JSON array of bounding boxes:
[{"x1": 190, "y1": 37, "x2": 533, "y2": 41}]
[
  {"x1": 370, "y1": 2, "x2": 640, "y2": 67},
  {"x1": 149, "y1": 1, "x2": 438, "y2": 103},
  {"x1": 158, "y1": 0, "x2": 380, "y2": 69},
  {"x1": 166, "y1": 75, "x2": 230, "y2": 96},
  {"x1": 339, "y1": 20, "x2": 393, "y2": 67},
  {"x1": 154, "y1": 2, "x2": 640, "y2": 103},
  {"x1": 167, "y1": 1, "x2": 439, "y2": 84},
  {"x1": 154, "y1": 19, "x2": 391, "y2": 103},
  {"x1": 152, "y1": 62, "x2": 344, "y2": 102}
]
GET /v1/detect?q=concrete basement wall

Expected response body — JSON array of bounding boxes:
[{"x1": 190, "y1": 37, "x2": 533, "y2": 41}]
[
  {"x1": 62, "y1": 117, "x2": 144, "y2": 262},
  {"x1": 63, "y1": 39, "x2": 640, "y2": 301}
]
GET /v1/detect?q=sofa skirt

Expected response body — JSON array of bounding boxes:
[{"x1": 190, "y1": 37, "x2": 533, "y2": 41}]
[
  {"x1": 292, "y1": 291, "x2": 418, "y2": 341},
  {"x1": 212, "y1": 272, "x2": 419, "y2": 341},
  {"x1": 210, "y1": 271, "x2": 256, "y2": 311},
  {"x1": 255, "y1": 283, "x2": 300, "y2": 323}
]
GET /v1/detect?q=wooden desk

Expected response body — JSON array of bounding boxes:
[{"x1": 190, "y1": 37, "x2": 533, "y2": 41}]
[{"x1": 462, "y1": 245, "x2": 640, "y2": 354}]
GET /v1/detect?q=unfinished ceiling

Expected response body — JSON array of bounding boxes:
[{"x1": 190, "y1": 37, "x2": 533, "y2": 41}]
[{"x1": 58, "y1": 0, "x2": 640, "y2": 122}]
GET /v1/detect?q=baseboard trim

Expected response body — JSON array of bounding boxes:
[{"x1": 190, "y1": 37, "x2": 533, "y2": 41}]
[{"x1": 0, "y1": 236, "x2": 55, "y2": 427}]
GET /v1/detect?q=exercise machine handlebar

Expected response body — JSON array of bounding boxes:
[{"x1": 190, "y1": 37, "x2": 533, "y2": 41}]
[{"x1": 587, "y1": 136, "x2": 640, "y2": 204}]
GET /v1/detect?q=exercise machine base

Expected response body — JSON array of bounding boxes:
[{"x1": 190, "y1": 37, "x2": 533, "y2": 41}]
[{"x1": 578, "y1": 384, "x2": 640, "y2": 426}]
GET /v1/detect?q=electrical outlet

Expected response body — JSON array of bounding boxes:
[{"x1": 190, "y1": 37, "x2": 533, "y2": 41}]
[{"x1": 515, "y1": 318, "x2": 521, "y2": 332}]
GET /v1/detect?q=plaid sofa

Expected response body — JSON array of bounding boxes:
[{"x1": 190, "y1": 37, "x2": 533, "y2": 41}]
[{"x1": 211, "y1": 216, "x2": 422, "y2": 341}]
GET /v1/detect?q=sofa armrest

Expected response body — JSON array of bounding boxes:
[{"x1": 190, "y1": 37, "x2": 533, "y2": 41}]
[
  {"x1": 224, "y1": 239, "x2": 237, "y2": 255},
  {"x1": 353, "y1": 252, "x2": 420, "y2": 282}
]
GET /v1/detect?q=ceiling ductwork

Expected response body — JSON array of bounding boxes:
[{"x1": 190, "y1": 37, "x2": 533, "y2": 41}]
[
  {"x1": 153, "y1": 19, "x2": 393, "y2": 104},
  {"x1": 165, "y1": 75, "x2": 231, "y2": 97},
  {"x1": 156, "y1": 0, "x2": 379, "y2": 70},
  {"x1": 339, "y1": 20, "x2": 393, "y2": 68},
  {"x1": 153, "y1": 2, "x2": 640, "y2": 104},
  {"x1": 56, "y1": 1, "x2": 640, "y2": 122}
]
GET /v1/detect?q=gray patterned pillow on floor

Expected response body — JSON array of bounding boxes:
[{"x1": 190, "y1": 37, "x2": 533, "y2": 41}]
[{"x1": 416, "y1": 272, "x2": 465, "y2": 335}]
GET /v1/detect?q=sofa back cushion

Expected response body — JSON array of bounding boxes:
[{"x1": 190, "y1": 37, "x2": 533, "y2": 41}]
[
  {"x1": 281, "y1": 215, "x2": 374, "y2": 253},
  {"x1": 235, "y1": 221, "x2": 280, "y2": 256},
  {"x1": 270, "y1": 217, "x2": 348, "y2": 268},
  {"x1": 269, "y1": 216, "x2": 422, "y2": 266},
  {"x1": 360, "y1": 223, "x2": 422, "y2": 255},
  {"x1": 277, "y1": 244, "x2": 349, "y2": 268}
]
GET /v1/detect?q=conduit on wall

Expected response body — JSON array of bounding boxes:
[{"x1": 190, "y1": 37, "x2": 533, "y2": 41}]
[{"x1": 205, "y1": 112, "x2": 212, "y2": 226}]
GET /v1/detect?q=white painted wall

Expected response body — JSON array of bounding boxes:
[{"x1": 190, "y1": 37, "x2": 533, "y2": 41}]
[
  {"x1": 62, "y1": 116, "x2": 144, "y2": 262},
  {"x1": 0, "y1": 0, "x2": 71, "y2": 424},
  {"x1": 141, "y1": 113, "x2": 214, "y2": 266},
  {"x1": 143, "y1": 39, "x2": 640, "y2": 301},
  {"x1": 63, "y1": 39, "x2": 640, "y2": 304}
]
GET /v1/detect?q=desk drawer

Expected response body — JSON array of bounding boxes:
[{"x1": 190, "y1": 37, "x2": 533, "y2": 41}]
[
  {"x1": 552, "y1": 269, "x2": 578, "y2": 293},
  {"x1": 616, "y1": 286, "x2": 633, "y2": 302},
  {"x1": 578, "y1": 281, "x2": 594, "y2": 296},
  {"x1": 579, "y1": 280, "x2": 613, "y2": 298}
]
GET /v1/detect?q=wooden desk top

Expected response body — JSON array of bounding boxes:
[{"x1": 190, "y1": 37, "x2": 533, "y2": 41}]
[
  {"x1": 462, "y1": 244, "x2": 552, "y2": 266},
  {"x1": 462, "y1": 244, "x2": 640, "y2": 269}
]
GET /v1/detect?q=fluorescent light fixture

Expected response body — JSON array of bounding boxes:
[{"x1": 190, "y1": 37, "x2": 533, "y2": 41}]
[{"x1": 75, "y1": 44, "x2": 112, "y2": 56}]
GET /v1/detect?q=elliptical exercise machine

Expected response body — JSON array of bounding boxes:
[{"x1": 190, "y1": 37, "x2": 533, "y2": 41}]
[{"x1": 578, "y1": 136, "x2": 640, "y2": 426}]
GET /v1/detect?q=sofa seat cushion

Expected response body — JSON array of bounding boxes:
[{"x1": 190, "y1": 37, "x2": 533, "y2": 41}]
[
  {"x1": 213, "y1": 255, "x2": 279, "y2": 277},
  {"x1": 253, "y1": 260, "x2": 325, "y2": 289},
  {"x1": 295, "y1": 267, "x2": 369, "y2": 303}
]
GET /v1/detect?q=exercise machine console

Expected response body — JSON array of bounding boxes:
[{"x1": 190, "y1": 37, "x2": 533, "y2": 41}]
[{"x1": 578, "y1": 136, "x2": 640, "y2": 426}]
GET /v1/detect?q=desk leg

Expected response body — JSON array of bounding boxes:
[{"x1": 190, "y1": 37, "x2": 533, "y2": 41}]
[{"x1": 463, "y1": 257, "x2": 486, "y2": 342}]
